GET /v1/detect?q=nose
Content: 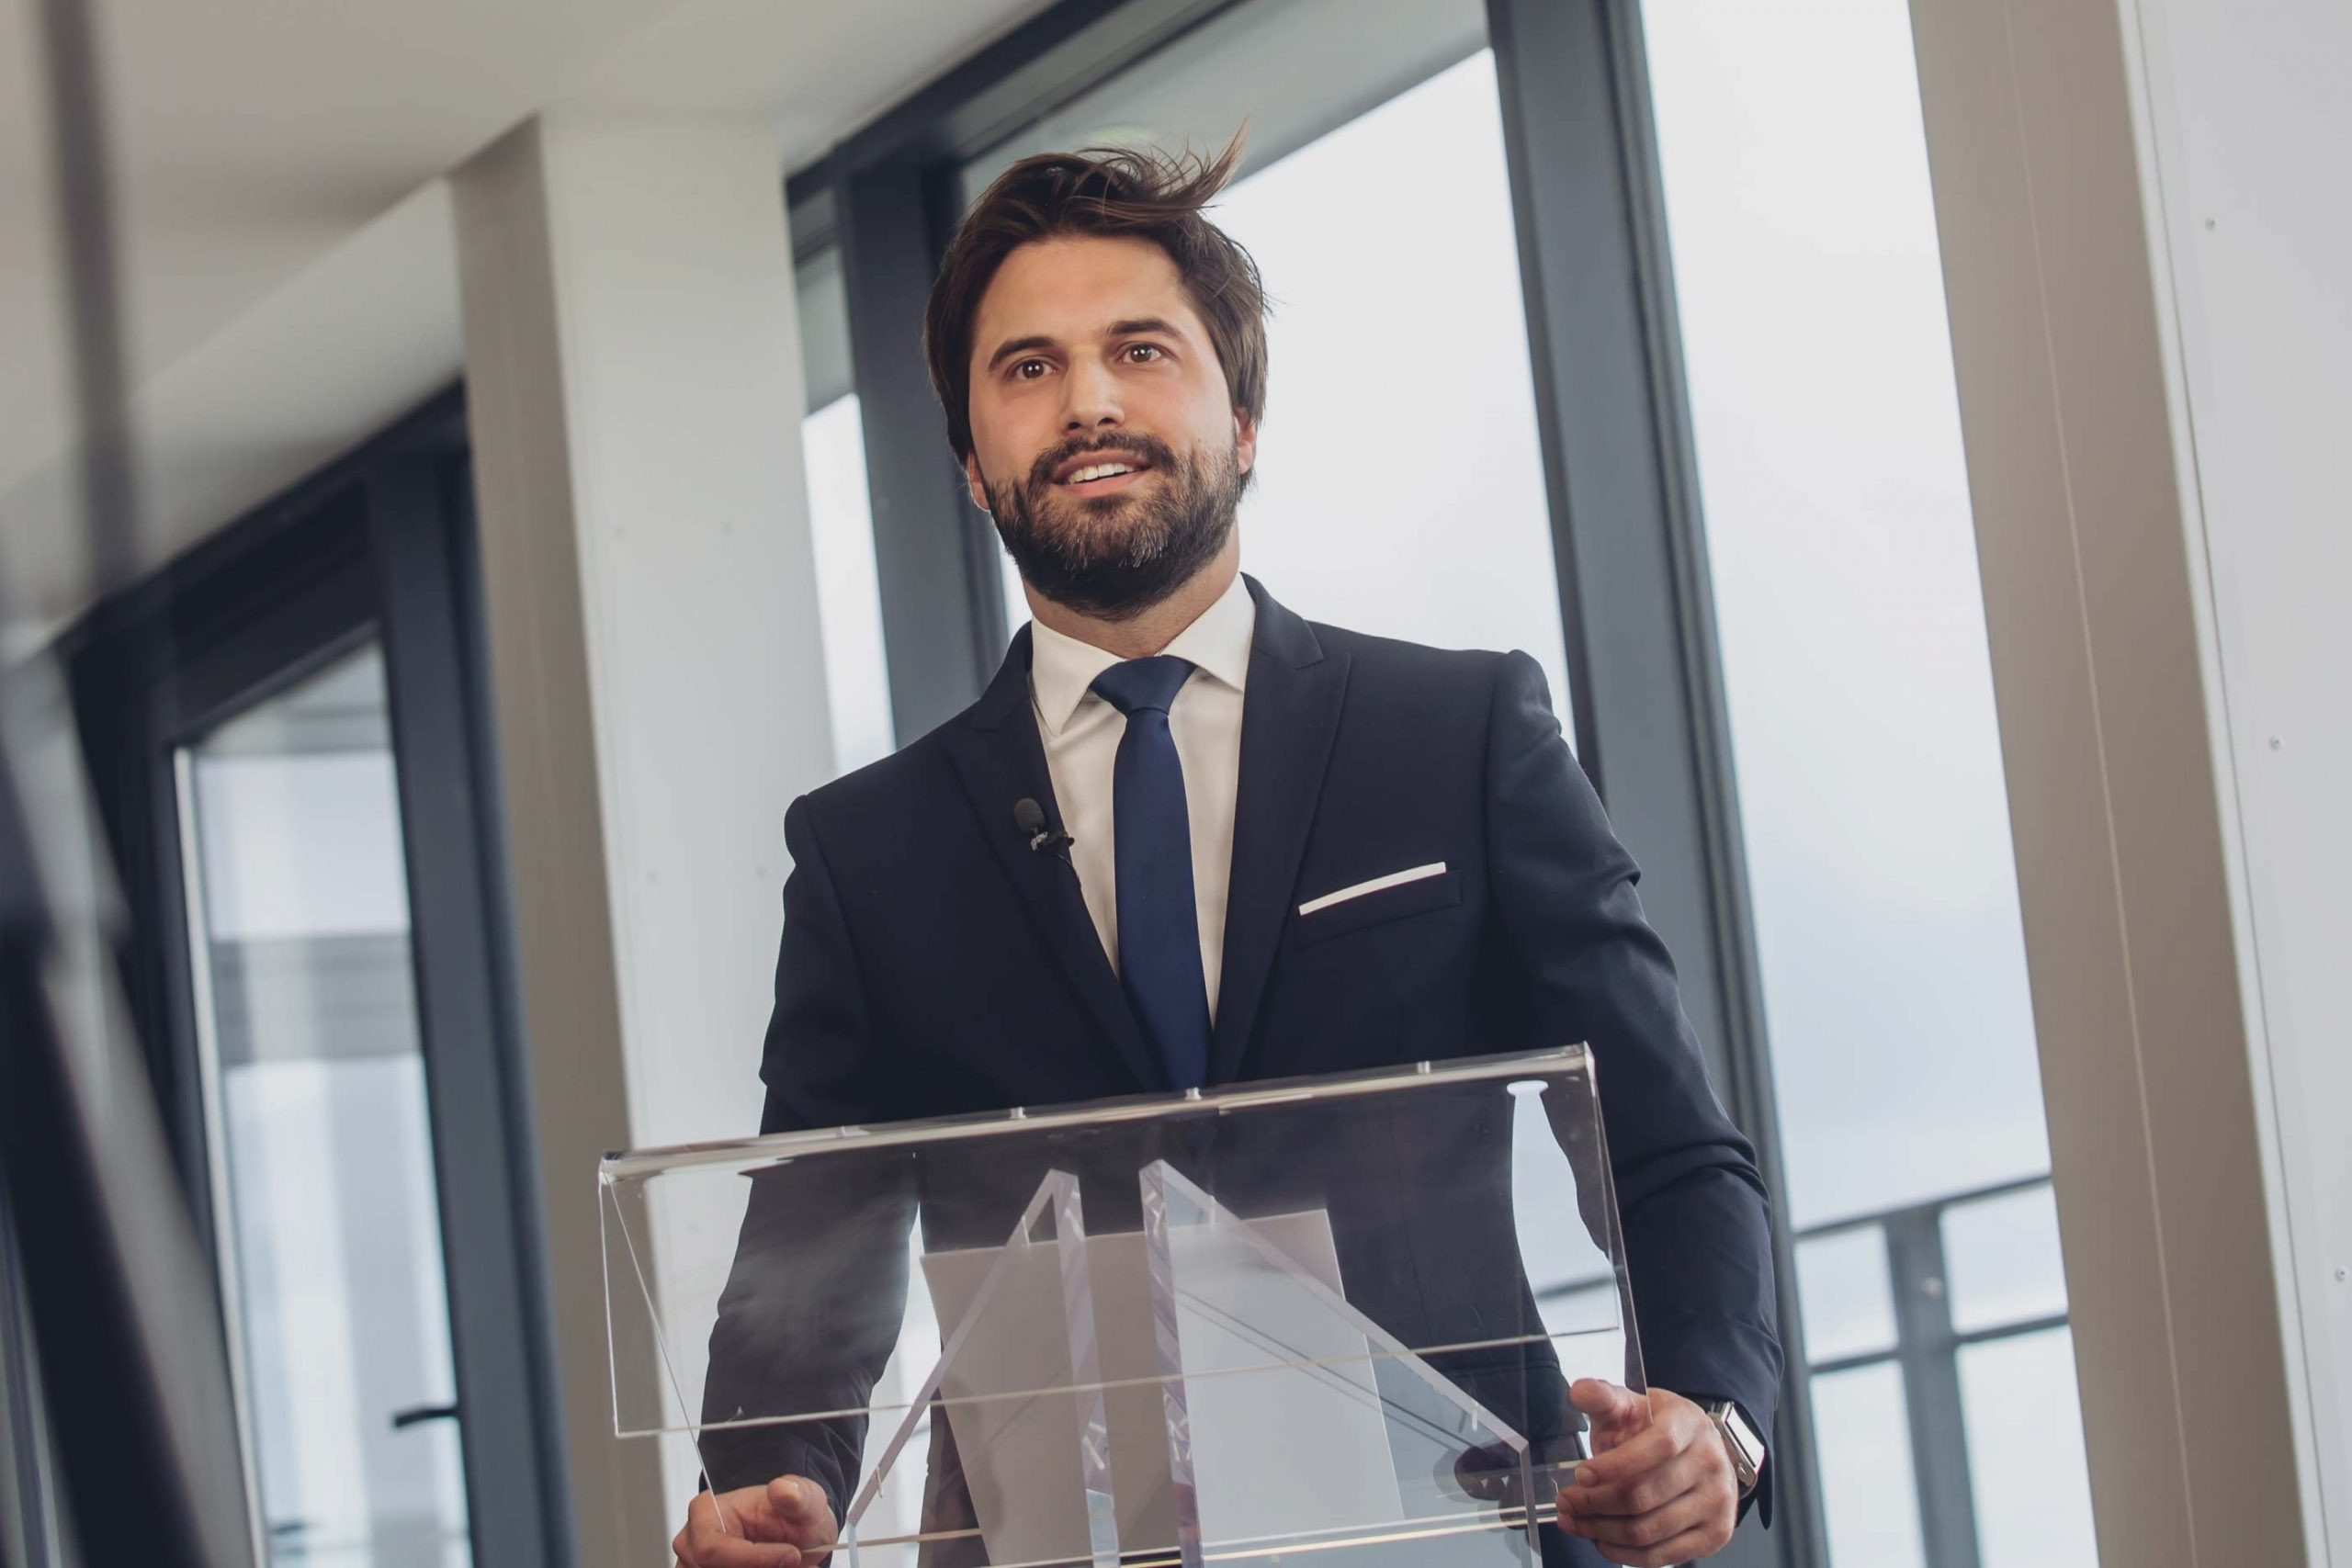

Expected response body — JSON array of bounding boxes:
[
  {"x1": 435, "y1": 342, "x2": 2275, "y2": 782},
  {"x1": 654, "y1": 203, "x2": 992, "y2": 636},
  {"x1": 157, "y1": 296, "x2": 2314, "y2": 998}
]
[{"x1": 1060, "y1": 354, "x2": 1124, "y2": 433}]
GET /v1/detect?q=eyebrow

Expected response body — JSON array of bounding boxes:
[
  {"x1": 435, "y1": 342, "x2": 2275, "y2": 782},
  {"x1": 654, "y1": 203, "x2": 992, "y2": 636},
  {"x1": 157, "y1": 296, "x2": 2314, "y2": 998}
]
[{"x1": 984, "y1": 317, "x2": 1190, "y2": 374}]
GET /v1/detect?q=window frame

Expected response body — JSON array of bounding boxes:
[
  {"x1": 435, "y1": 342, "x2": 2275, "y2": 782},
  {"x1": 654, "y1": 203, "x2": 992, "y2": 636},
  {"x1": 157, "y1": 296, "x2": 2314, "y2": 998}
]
[{"x1": 1798, "y1": 1177, "x2": 2078, "y2": 1568}]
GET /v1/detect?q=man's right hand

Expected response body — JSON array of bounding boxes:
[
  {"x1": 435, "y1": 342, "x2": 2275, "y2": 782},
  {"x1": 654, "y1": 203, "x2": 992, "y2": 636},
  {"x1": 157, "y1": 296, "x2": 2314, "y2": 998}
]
[{"x1": 672, "y1": 1474, "x2": 837, "y2": 1568}]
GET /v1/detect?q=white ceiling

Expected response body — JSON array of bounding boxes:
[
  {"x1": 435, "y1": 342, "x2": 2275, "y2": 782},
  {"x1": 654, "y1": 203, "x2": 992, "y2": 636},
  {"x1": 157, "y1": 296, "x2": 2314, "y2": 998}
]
[{"x1": 0, "y1": 0, "x2": 1054, "y2": 630}]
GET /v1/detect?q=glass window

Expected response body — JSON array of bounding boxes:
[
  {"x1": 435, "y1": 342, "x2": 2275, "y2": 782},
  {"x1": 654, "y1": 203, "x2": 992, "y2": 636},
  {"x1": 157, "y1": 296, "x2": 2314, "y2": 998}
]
[
  {"x1": 1810, "y1": 1363, "x2": 1928, "y2": 1568},
  {"x1": 1959, "y1": 1329, "x2": 2099, "y2": 1566},
  {"x1": 1796, "y1": 1225, "x2": 1898, "y2": 1364},
  {"x1": 797, "y1": 248, "x2": 897, "y2": 772},
  {"x1": 1641, "y1": 0, "x2": 2095, "y2": 1552},
  {"x1": 177, "y1": 643, "x2": 472, "y2": 1567},
  {"x1": 803, "y1": 392, "x2": 896, "y2": 773},
  {"x1": 1642, "y1": 0, "x2": 2048, "y2": 1234},
  {"x1": 962, "y1": 0, "x2": 1576, "y2": 728},
  {"x1": 1942, "y1": 1181, "x2": 2068, "y2": 1335}
]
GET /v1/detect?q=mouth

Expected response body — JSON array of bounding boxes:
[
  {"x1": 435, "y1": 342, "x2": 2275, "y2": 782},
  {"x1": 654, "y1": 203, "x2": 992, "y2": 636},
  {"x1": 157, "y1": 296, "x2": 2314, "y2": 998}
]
[{"x1": 1051, "y1": 453, "x2": 1157, "y2": 493}]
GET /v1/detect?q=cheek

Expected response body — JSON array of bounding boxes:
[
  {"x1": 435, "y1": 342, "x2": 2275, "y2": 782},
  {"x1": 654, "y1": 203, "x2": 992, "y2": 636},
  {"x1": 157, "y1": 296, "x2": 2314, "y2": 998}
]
[
  {"x1": 994, "y1": 419, "x2": 1057, "y2": 479},
  {"x1": 971, "y1": 436, "x2": 1026, "y2": 489}
]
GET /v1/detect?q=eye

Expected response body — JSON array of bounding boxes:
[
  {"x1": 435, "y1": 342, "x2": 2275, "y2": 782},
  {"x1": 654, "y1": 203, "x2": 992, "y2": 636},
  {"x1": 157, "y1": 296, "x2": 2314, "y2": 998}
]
[
  {"x1": 1012, "y1": 358, "x2": 1049, "y2": 380},
  {"x1": 1125, "y1": 344, "x2": 1165, "y2": 363}
]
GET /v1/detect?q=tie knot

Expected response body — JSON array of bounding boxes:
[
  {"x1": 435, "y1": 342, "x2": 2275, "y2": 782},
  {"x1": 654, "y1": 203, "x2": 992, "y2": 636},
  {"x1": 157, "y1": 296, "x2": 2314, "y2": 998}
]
[{"x1": 1091, "y1": 655, "x2": 1196, "y2": 717}]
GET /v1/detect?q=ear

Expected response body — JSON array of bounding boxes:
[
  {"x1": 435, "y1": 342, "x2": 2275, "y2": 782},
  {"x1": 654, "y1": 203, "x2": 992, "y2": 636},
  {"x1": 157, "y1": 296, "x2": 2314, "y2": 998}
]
[
  {"x1": 962, "y1": 451, "x2": 990, "y2": 512},
  {"x1": 1233, "y1": 407, "x2": 1258, "y2": 476}
]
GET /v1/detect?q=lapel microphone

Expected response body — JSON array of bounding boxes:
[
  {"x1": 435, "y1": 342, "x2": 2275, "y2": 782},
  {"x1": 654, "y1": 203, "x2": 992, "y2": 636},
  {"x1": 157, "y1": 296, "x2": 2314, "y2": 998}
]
[{"x1": 1012, "y1": 797, "x2": 1076, "y2": 862}]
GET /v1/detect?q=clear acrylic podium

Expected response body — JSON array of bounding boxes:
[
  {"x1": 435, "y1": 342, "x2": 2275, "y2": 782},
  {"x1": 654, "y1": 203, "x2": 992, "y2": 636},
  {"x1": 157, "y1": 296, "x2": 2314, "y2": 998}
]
[{"x1": 602, "y1": 1046, "x2": 1642, "y2": 1568}]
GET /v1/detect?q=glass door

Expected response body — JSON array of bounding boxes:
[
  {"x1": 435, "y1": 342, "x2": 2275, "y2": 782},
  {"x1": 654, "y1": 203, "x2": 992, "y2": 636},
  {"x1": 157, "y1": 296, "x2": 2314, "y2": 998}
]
[{"x1": 175, "y1": 638, "x2": 473, "y2": 1567}]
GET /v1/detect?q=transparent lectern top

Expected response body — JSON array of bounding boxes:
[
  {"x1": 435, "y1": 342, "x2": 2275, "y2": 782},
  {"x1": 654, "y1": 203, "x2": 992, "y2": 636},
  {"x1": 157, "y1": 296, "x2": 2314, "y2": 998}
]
[{"x1": 603, "y1": 1045, "x2": 1642, "y2": 1568}]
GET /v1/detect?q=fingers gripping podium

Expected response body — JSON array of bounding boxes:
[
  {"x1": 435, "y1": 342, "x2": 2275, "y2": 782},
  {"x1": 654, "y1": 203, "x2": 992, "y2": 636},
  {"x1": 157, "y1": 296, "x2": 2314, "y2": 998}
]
[{"x1": 604, "y1": 1048, "x2": 1644, "y2": 1568}]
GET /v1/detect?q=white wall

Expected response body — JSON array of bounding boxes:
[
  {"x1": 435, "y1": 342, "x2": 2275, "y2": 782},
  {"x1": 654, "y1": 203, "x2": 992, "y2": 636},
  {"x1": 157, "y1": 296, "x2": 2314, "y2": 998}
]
[{"x1": 2132, "y1": 0, "x2": 2352, "y2": 1551}]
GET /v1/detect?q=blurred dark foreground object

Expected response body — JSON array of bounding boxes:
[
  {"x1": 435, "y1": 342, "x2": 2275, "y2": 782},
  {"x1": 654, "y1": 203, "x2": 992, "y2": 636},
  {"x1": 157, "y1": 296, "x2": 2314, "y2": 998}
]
[
  {"x1": 0, "y1": 0, "x2": 260, "y2": 1562},
  {"x1": 0, "y1": 693, "x2": 255, "y2": 1566}
]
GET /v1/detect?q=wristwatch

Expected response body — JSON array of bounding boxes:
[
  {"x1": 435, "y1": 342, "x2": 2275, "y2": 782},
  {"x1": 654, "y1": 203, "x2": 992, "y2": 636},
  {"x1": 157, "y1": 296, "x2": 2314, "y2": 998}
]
[{"x1": 1703, "y1": 1399, "x2": 1766, "y2": 1499}]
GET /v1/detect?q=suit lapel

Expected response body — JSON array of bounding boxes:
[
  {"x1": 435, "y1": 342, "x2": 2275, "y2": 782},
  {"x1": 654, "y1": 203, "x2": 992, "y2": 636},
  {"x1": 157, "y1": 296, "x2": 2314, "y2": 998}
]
[
  {"x1": 939, "y1": 626, "x2": 1170, "y2": 1094},
  {"x1": 1208, "y1": 576, "x2": 1351, "y2": 1083}
]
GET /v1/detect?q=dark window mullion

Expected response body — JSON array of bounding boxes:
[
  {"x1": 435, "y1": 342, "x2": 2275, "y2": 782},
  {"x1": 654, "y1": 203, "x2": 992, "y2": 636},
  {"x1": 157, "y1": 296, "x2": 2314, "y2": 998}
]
[
  {"x1": 834, "y1": 153, "x2": 1005, "y2": 739},
  {"x1": 366, "y1": 457, "x2": 567, "y2": 1567}
]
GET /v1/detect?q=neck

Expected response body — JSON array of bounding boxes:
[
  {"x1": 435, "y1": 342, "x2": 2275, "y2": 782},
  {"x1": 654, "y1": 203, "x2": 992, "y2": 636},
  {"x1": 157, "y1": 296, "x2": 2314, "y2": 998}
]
[{"x1": 1025, "y1": 541, "x2": 1240, "y2": 660}]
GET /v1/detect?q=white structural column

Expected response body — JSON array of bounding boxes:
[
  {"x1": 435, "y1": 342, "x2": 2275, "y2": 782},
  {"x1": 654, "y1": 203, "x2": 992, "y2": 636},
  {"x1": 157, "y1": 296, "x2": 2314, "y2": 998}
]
[
  {"x1": 1909, "y1": 0, "x2": 2344, "y2": 1562},
  {"x1": 451, "y1": 117, "x2": 835, "y2": 1561}
]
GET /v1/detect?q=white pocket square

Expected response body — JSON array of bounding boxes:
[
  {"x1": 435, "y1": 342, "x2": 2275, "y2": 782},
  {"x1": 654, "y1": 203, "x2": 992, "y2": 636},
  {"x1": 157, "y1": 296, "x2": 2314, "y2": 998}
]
[{"x1": 1297, "y1": 862, "x2": 1448, "y2": 917}]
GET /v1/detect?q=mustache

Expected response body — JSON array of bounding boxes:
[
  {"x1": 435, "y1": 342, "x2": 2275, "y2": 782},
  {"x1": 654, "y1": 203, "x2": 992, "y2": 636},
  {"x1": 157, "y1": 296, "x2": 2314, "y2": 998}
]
[
  {"x1": 1028, "y1": 433, "x2": 1179, "y2": 488},
  {"x1": 988, "y1": 432, "x2": 1242, "y2": 623}
]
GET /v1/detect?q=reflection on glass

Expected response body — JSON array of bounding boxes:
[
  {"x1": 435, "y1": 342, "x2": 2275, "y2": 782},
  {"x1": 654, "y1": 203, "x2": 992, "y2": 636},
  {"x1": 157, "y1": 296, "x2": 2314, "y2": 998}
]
[
  {"x1": 969, "y1": 25, "x2": 1576, "y2": 730},
  {"x1": 1795, "y1": 1226, "x2": 1897, "y2": 1364},
  {"x1": 802, "y1": 393, "x2": 897, "y2": 772},
  {"x1": 1959, "y1": 1329, "x2": 2098, "y2": 1567},
  {"x1": 1942, "y1": 1182, "x2": 2068, "y2": 1335},
  {"x1": 1810, "y1": 1364, "x2": 1926, "y2": 1568},
  {"x1": 178, "y1": 644, "x2": 471, "y2": 1567}
]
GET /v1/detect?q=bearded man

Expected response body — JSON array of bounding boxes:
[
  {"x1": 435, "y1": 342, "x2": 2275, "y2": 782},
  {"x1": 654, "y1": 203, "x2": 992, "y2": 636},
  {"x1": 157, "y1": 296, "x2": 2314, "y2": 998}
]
[{"x1": 674, "y1": 134, "x2": 1781, "y2": 1568}]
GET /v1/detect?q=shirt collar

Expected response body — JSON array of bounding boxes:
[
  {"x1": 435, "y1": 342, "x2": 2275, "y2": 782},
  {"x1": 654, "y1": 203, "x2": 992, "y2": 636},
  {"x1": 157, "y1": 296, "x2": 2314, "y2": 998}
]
[{"x1": 1028, "y1": 570, "x2": 1257, "y2": 738}]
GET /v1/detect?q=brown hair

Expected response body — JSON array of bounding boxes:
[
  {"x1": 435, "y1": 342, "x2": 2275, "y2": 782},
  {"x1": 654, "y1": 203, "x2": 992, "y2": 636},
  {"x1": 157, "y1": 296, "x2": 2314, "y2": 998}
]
[{"x1": 922, "y1": 127, "x2": 1270, "y2": 466}]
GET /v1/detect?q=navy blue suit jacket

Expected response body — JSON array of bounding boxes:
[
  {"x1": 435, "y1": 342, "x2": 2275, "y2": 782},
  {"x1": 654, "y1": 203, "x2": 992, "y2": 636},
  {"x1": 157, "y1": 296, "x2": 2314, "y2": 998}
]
[{"x1": 701, "y1": 575, "x2": 1781, "y2": 1545}]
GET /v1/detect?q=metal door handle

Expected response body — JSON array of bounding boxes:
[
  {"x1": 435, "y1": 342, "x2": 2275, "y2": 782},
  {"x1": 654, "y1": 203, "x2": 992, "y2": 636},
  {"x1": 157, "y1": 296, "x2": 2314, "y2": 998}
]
[{"x1": 390, "y1": 1401, "x2": 459, "y2": 1430}]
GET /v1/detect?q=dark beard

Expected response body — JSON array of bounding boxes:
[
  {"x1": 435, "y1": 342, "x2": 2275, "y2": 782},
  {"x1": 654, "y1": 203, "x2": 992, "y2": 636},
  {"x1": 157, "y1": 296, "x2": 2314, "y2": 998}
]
[{"x1": 986, "y1": 433, "x2": 1247, "y2": 623}]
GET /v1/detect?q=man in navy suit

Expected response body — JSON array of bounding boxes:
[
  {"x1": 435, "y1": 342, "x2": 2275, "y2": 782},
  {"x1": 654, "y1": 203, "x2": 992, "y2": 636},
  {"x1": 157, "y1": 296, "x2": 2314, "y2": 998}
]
[{"x1": 673, "y1": 135, "x2": 1779, "y2": 1568}]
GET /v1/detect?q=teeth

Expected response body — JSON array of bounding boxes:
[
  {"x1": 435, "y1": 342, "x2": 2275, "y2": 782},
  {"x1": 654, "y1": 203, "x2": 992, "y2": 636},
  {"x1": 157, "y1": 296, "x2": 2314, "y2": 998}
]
[{"x1": 1066, "y1": 462, "x2": 1138, "y2": 484}]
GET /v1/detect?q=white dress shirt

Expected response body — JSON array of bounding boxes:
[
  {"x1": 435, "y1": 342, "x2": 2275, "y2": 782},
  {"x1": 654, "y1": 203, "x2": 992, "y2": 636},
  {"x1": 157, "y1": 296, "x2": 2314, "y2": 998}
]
[{"x1": 1025, "y1": 570, "x2": 1256, "y2": 1022}]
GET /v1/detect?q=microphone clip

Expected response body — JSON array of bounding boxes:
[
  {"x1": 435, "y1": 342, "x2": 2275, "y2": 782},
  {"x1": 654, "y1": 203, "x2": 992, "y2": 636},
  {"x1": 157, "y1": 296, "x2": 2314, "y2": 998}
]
[{"x1": 1012, "y1": 797, "x2": 1076, "y2": 862}]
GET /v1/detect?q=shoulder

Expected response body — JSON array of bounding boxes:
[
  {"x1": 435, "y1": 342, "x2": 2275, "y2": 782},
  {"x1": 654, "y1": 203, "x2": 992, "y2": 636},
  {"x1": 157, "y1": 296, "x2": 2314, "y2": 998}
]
[
  {"x1": 1308, "y1": 616, "x2": 1509, "y2": 677},
  {"x1": 1302, "y1": 616, "x2": 1538, "y2": 715},
  {"x1": 791, "y1": 718, "x2": 963, "y2": 848}
]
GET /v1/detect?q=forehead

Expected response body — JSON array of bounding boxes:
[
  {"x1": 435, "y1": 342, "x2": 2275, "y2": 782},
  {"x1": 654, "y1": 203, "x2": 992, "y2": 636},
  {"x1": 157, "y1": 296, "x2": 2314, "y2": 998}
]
[{"x1": 970, "y1": 235, "x2": 1204, "y2": 361}]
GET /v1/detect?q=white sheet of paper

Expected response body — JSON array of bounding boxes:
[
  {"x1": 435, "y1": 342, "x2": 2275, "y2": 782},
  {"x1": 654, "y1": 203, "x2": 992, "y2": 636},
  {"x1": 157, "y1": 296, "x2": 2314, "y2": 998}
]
[{"x1": 918, "y1": 1207, "x2": 1407, "y2": 1562}]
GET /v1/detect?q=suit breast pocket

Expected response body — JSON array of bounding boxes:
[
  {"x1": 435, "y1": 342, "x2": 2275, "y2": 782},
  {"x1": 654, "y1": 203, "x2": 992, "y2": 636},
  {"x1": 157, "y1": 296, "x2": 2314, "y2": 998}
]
[{"x1": 1291, "y1": 863, "x2": 1464, "y2": 948}]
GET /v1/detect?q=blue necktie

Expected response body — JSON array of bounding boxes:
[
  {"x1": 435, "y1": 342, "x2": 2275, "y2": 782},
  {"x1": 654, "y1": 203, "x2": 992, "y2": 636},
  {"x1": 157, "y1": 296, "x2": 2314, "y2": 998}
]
[{"x1": 1090, "y1": 656, "x2": 1211, "y2": 1090}]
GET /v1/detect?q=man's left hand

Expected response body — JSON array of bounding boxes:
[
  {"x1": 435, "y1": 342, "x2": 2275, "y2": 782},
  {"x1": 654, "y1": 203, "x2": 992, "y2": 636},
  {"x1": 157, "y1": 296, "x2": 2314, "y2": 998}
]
[{"x1": 1555, "y1": 1381, "x2": 1739, "y2": 1565}]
